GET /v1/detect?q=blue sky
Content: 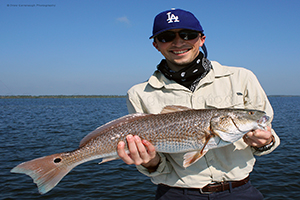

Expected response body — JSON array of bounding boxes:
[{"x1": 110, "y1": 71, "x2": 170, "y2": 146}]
[{"x1": 1, "y1": 0, "x2": 299, "y2": 96}]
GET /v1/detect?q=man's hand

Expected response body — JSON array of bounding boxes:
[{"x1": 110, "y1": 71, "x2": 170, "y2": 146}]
[
  {"x1": 243, "y1": 126, "x2": 273, "y2": 148},
  {"x1": 117, "y1": 135, "x2": 160, "y2": 171}
]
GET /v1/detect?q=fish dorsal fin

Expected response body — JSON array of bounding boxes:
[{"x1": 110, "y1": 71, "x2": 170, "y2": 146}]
[
  {"x1": 160, "y1": 105, "x2": 191, "y2": 114},
  {"x1": 79, "y1": 113, "x2": 148, "y2": 147}
]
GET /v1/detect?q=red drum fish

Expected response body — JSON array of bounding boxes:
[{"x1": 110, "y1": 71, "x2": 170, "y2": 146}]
[{"x1": 11, "y1": 106, "x2": 269, "y2": 194}]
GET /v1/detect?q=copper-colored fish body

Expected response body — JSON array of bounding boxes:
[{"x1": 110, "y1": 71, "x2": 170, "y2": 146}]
[{"x1": 11, "y1": 106, "x2": 269, "y2": 194}]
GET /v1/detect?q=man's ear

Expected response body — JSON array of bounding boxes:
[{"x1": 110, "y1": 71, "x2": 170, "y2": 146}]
[
  {"x1": 199, "y1": 35, "x2": 206, "y2": 47},
  {"x1": 153, "y1": 41, "x2": 160, "y2": 52}
]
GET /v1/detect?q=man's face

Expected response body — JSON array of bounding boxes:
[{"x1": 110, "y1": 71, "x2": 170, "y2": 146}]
[{"x1": 153, "y1": 29, "x2": 206, "y2": 71}]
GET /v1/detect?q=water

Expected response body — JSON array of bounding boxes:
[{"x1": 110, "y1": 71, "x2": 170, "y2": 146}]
[{"x1": 0, "y1": 97, "x2": 299, "y2": 199}]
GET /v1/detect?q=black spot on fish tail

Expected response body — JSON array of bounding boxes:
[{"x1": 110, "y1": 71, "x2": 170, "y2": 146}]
[{"x1": 54, "y1": 158, "x2": 62, "y2": 163}]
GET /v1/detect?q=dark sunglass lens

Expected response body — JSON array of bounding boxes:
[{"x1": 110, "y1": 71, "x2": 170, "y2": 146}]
[
  {"x1": 179, "y1": 30, "x2": 199, "y2": 40},
  {"x1": 157, "y1": 32, "x2": 176, "y2": 43}
]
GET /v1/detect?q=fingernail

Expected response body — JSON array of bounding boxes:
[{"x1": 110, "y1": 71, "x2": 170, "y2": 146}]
[
  {"x1": 142, "y1": 140, "x2": 148, "y2": 145},
  {"x1": 134, "y1": 136, "x2": 141, "y2": 141}
]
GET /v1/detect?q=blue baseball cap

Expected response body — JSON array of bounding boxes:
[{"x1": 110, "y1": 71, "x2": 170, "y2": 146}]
[
  {"x1": 150, "y1": 8, "x2": 208, "y2": 58},
  {"x1": 150, "y1": 8, "x2": 204, "y2": 39}
]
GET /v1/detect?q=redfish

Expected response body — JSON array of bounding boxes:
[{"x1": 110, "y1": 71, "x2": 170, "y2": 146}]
[{"x1": 11, "y1": 106, "x2": 269, "y2": 194}]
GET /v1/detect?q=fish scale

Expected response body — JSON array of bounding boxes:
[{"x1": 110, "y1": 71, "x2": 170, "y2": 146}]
[
  {"x1": 85, "y1": 110, "x2": 208, "y2": 154},
  {"x1": 11, "y1": 106, "x2": 269, "y2": 194}
]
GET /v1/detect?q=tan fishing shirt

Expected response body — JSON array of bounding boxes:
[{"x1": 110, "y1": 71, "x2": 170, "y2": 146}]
[{"x1": 126, "y1": 61, "x2": 280, "y2": 188}]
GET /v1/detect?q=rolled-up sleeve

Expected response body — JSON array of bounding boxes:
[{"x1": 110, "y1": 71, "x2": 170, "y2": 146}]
[
  {"x1": 136, "y1": 153, "x2": 172, "y2": 177},
  {"x1": 252, "y1": 129, "x2": 280, "y2": 156},
  {"x1": 243, "y1": 69, "x2": 280, "y2": 155}
]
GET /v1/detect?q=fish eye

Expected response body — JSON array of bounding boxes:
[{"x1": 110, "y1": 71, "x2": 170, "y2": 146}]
[{"x1": 248, "y1": 111, "x2": 254, "y2": 115}]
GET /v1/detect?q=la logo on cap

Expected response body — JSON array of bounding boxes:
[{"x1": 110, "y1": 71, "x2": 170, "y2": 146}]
[{"x1": 166, "y1": 12, "x2": 179, "y2": 23}]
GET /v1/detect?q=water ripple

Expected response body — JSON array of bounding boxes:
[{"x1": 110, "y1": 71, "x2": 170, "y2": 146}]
[{"x1": 1, "y1": 97, "x2": 300, "y2": 199}]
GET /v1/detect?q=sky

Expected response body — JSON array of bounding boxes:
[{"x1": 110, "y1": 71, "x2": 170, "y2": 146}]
[{"x1": 1, "y1": 0, "x2": 300, "y2": 96}]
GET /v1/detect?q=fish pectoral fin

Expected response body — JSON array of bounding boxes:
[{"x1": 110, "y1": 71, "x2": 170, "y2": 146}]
[
  {"x1": 183, "y1": 135, "x2": 213, "y2": 168},
  {"x1": 98, "y1": 156, "x2": 120, "y2": 164},
  {"x1": 183, "y1": 150, "x2": 208, "y2": 168},
  {"x1": 160, "y1": 105, "x2": 191, "y2": 114}
]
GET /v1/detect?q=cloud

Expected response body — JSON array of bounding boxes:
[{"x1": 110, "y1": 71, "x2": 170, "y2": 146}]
[{"x1": 116, "y1": 16, "x2": 130, "y2": 25}]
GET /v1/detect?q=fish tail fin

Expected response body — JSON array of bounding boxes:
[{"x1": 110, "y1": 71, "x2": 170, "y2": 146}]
[{"x1": 11, "y1": 153, "x2": 75, "y2": 194}]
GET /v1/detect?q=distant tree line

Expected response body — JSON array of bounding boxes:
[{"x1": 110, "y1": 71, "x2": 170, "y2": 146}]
[
  {"x1": 1, "y1": 95, "x2": 299, "y2": 99},
  {"x1": 0, "y1": 95, "x2": 126, "y2": 99}
]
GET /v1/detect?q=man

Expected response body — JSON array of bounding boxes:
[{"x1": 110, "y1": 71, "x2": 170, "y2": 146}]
[{"x1": 117, "y1": 8, "x2": 280, "y2": 200}]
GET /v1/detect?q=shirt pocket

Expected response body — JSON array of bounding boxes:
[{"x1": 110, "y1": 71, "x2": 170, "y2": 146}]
[{"x1": 204, "y1": 92, "x2": 245, "y2": 109}]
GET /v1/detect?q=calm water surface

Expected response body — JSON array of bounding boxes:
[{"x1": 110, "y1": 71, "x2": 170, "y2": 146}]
[{"x1": 1, "y1": 97, "x2": 299, "y2": 199}]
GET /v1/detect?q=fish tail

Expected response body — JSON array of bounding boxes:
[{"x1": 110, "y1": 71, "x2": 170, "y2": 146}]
[{"x1": 11, "y1": 153, "x2": 76, "y2": 194}]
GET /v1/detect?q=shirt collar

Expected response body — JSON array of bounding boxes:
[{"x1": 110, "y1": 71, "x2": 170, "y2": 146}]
[{"x1": 148, "y1": 61, "x2": 233, "y2": 90}]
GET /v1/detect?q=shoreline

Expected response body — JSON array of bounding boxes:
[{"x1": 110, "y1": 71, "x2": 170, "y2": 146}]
[
  {"x1": 0, "y1": 95, "x2": 299, "y2": 99},
  {"x1": 0, "y1": 95, "x2": 126, "y2": 99}
]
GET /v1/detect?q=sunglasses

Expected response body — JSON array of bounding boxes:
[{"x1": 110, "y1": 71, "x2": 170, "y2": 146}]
[{"x1": 156, "y1": 29, "x2": 200, "y2": 43}]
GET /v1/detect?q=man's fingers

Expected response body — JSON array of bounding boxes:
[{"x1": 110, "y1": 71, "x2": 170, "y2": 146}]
[
  {"x1": 126, "y1": 135, "x2": 144, "y2": 164},
  {"x1": 134, "y1": 136, "x2": 149, "y2": 159},
  {"x1": 244, "y1": 126, "x2": 273, "y2": 147},
  {"x1": 117, "y1": 140, "x2": 134, "y2": 165},
  {"x1": 252, "y1": 126, "x2": 272, "y2": 139},
  {"x1": 142, "y1": 139, "x2": 157, "y2": 157},
  {"x1": 117, "y1": 134, "x2": 158, "y2": 166}
]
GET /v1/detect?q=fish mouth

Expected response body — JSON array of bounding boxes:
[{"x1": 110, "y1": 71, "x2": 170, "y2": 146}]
[
  {"x1": 257, "y1": 115, "x2": 270, "y2": 130},
  {"x1": 231, "y1": 115, "x2": 270, "y2": 132}
]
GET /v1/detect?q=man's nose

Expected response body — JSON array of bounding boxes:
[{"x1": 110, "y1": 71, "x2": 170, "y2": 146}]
[{"x1": 171, "y1": 33, "x2": 185, "y2": 46}]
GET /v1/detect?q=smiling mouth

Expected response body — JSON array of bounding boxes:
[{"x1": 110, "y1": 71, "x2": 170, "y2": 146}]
[{"x1": 171, "y1": 49, "x2": 190, "y2": 55}]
